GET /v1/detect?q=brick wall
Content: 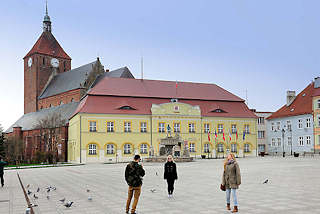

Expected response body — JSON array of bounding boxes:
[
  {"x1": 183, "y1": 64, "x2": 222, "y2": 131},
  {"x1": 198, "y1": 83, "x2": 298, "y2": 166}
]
[{"x1": 38, "y1": 88, "x2": 82, "y2": 109}]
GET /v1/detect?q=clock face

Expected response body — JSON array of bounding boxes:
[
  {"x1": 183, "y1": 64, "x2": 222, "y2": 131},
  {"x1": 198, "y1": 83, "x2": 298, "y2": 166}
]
[
  {"x1": 28, "y1": 57, "x2": 32, "y2": 67},
  {"x1": 51, "y1": 58, "x2": 59, "y2": 68}
]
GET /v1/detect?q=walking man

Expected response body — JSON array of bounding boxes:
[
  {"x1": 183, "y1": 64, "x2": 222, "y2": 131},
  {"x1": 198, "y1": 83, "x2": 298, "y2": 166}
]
[
  {"x1": 125, "y1": 155, "x2": 145, "y2": 214},
  {"x1": 0, "y1": 157, "x2": 7, "y2": 187}
]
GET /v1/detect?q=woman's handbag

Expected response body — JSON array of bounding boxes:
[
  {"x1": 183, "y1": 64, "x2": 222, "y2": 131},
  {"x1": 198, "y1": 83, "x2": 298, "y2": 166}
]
[{"x1": 220, "y1": 184, "x2": 226, "y2": 191}]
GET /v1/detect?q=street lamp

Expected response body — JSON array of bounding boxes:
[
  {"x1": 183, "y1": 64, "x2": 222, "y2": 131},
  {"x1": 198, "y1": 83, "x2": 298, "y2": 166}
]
[{"x1": 282, "y1": 129, "x2": 285, "y2": 157}]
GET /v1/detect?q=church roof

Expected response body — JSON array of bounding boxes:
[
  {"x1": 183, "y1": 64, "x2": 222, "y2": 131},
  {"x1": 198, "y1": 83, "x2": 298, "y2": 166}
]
[
  {"x1": 39, "y1": 61, "x2": 97, "y2": 99},
  {"x1": 5, "y1": 102, "x2": 79, "y2": 133},
  {"x1": 24, "y1": 31, "x2": 71, "y2": 60}
]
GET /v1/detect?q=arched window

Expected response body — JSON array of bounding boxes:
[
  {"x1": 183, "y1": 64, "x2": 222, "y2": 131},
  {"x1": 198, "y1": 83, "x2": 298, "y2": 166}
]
[
  {"x1": 43, "y1": 57, "x2": 45, "y2": 65},
  {"x1": 140, "y1": 144, "x2": 148, "y2": 154},
  {"x1": 231, "y1": 144, "x2": 237, "y2": 153},
  {"x1": 88, "y1": 144, "x2": 97, "y2": 155},
  {"x1": 49, "y1": 104, "x2": 53, "y2": 108},
  {"x1": 59, "y1": 101, "x2": 64, "y2": 105},
  {"x1": 124, "y1": 144, "x2": 131, "y2": 154},
  {"x1": 244, "y1": 144, "x2": 250, "y2": 153},
  {"x1": 71, "y1": 98, "x2": 75, "y2": 102},
  {"x1": 217, "y1": 144, "x2": 224, "y2": 153},
  {"x1": 106, "y1": 144, "x2": 114, "y2": 154}
]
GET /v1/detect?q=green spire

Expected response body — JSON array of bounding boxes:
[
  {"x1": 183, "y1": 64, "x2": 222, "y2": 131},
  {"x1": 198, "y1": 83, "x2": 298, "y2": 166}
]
[{"x1": 44, "y1": 0, "x2": 50, "y2": 22}]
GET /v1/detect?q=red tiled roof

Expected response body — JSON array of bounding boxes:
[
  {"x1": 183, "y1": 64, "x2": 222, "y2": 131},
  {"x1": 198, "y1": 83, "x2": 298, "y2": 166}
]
[
  {"x1": 24, "y1": 32, "x2": 71, "y2": 60},
  {"x1": 72, "y1": 95, "x2": 257, "y2": 118},
  {"x1": 88, "y1": 78, "x2": 244, "y2": 102},
  {"x1": 267, "y1": 83, "x2": 313, "y2": 120}
]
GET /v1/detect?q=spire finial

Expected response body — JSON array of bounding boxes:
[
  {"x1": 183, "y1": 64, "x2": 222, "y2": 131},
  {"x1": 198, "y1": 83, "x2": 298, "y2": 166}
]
[{"x1": 46, "y1": 0, "x2": 48, "y2": 16}]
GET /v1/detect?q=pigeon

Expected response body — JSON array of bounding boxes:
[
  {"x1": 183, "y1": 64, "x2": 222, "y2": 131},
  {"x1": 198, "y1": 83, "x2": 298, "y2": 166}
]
[
  {"x1": 27, "y1": 190, "x2": 32, "y2": 195},
  {"x1": 26, "y1": 184, "x2": 30, "y2": 189},
  {"x1": 64, "y1": 201, "x2": 73, "y2": 208},
  {"x1": 59, "y1": 198, "x2": 66, "y2": 203},
  {"x1": 47, "y1": 188, "x2": 51, "y2": 193},
  {"x1": 52, "y1": 187, "x2": 56, "y2": 191},
  {"x1": 150, "y1": 189, "x2": 156, "y2": 193},
  {"x1": 33, "y1": 194, "x2": 38, "y2": 199},
  {"x1": 88, "y1": 196, "x2": 92, "y2": 201},
  {"x1": 29, "y1": 203, "x2": 38, "y2": 207},
  {"x1": 263, "y1": 179, "x2": 269, "y2": 184},
  {"x1": 86, "y1": 189, "x2": 90, "y2": 193},
  {"x1": 36, "y1": 187, "x2": 40, "y2": 192},
  {"x1": 155, "y1": 172, "x2": 158, "y2": 176},
  {"x1": 47, "y1": 195, "x2": 50, "y2": 200}
]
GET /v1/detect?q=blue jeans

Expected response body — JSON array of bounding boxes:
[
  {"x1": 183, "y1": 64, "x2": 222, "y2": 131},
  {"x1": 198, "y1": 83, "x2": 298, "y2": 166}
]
[{"x1": 226, "y1": 188, "x2": 238, "y2": 206}]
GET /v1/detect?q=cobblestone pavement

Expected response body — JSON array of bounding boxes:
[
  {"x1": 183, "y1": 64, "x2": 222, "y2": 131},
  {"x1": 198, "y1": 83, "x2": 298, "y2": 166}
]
[{"x1": 1, "y1": 156, "x2": 320, "y2": 214}]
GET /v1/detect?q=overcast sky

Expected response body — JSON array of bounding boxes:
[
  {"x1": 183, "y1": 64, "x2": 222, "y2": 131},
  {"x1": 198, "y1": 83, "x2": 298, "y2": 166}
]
[{"x1": 1, "y1": 0, "x2": 319, "y2": 130}]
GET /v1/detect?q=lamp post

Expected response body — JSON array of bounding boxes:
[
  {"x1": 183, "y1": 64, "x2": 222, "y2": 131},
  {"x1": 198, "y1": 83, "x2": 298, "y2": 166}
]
[
  {"x1": 282, "y1": 128, "x2": 285, "y2": 157},
  {"x1": 289, "y1": 128, "x2": 292, "y2": 156}
]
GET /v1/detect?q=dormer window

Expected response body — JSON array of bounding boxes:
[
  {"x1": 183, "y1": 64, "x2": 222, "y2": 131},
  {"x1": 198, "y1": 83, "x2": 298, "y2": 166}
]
[
  {"x1": 211, "y1": 108, "x2": 226, "y2": 113},
  {"x1": 118, "y1": 106, "x2": 136, "y2": 110}
]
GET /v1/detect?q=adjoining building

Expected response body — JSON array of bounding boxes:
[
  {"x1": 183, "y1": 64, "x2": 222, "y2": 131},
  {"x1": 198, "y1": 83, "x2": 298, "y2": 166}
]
[
  {"x1": 267, "y1": 84, "x2": 314, "y2": 156},
  {"x1": 68, "y1": 77, "x2": 257, "y2": 163},
  {"x1": 312, "y1": 77, "x2": 320, "y2": 153},
  {"x1": 251, "y1": 110, "x2": 272, "y2": 155}
]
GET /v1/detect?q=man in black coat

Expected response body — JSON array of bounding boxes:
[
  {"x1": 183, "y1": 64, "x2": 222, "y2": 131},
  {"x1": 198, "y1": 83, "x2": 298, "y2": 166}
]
[
  {"x1": 125, "y1": 155, "x2": 145, "y2": 214},
  {"x1": 0, "y1": 157, "x2": 7, "y2": 187},
  {"x1": 164, "y1": 155, "x2": 177, "y2": 197}
]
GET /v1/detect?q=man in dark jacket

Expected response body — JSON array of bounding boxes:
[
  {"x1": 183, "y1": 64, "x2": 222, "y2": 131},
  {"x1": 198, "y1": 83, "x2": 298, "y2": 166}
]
[
  {"x1": 0, "y1": 157, "x2": 7, "y2": 187},
  {"x1": 164, "y1": 155, "x2": 177, "y2": 197},
  {"x1": 125, "y1": 155, "x2": 145, "y2": 214}
]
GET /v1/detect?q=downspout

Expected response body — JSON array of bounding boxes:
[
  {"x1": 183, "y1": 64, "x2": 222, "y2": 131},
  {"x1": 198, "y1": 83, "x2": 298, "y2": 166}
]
[
  {"x1": 200, "y1": 117, "x2": 203, "y2": 159},
  {"x1": 150, "y1": 115, "x2": 153, "y2": 156}
]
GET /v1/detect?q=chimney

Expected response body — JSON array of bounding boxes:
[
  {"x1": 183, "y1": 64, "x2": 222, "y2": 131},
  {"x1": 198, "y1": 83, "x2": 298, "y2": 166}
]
[
  {"x1": 314, "y1": 77, "x2": 320, "y2": 88},
  {"x1": 286, "y1": 91, "x2": 296, "y2": 106}
]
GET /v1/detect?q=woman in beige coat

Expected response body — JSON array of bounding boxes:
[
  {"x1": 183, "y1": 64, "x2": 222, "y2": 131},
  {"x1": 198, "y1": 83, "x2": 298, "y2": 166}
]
[{"x1": 222, "y1": 153, "x2": 241, "y2": 213}]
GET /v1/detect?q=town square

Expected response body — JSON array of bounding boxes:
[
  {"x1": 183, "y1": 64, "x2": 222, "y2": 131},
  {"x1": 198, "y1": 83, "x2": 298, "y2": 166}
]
[{"x1": 1, "y1": 0, "x2": 320, "y2": 213}]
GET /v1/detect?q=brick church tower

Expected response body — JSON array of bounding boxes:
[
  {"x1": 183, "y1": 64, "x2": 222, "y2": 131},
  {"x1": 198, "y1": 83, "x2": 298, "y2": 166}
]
[{"x1": 23, "y1": 3, "x2": 71, "y2": 114}]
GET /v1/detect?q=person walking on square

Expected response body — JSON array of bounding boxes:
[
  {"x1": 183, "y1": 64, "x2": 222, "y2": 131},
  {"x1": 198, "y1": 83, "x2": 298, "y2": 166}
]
[
  {"x1": 125, "y1": 155, "x2": 145, "y2": 214},
  {"x1": 0, "y1": 157, "x2": 7, "y2": 187},
  {"x1": 164, "y1": 155, "x2": 177, "y2": 198},
  {"x1": 222, "y1": 153, "x2": 241, "y2": 213}
]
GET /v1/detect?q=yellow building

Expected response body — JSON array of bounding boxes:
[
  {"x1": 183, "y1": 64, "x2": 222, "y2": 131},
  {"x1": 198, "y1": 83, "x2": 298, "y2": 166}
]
[{"x1": 68, "y1": 78, "x2": 257, "y2": 163}]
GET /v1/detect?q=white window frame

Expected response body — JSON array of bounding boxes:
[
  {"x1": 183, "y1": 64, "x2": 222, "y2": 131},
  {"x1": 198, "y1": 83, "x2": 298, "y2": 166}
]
[
  {"x1": 124, "y1": 144, "x2": 131, "y2": 154},
  {"x1": 318, "y1": 116, "x2": 320, "y2": 127},
  {"x1": 124, "y1": 122, "x2": 131, "y2": 133},
  {"x1": 244, "y1": 125, "x2": 250, "y2": 134},
  {"x1": 107, "y1": 121, "x2": 114, "y2": 132},
  {"x1": 298, "y1": 119, "x2": 303, "y2": 129},
  {"x1": 298, "y1": 136, "x2": 304, "y2": 146},
  {"x1": 89, "y1": 121, "x2": 97, "y2": 132},
  {"x1": 258, "y1": 131, "x2": 265, "y2": 139},
  {"x1": 287, "y1": 136, "x2": 292, "y2": 146},
  {"x1": 189, "y1": 143, "x2": 195, "y2": 152},
  {"x1": 306, "y1": 118, "x2": 311, "y2": 128},
  {"x1": 159, "y1": 122, "x2": 165, "y2": 133},
  {"x1": 244, "y1": 144, "x2": 250, "y2": 152},
  {"x1": 231, "y1": 144, "x2": 237, "y2": 153},
  {"x1": 174, "y1": 123, "x2": 180, "y2": 133},
  {"x1": 231, "y1": 124, "x2": 237, "y2": 134},
  {"x1": 204, "y1": 143, "x2": 210, "y2": 153},
  {"x1": 204, "y1": 123, "x2": 210, "y2": 133},
  {"x1": 88, "y1": 144, "x2": 97, "y2": 155},
  {"x1": 140, "y1": 122, "x2": 147, "y2": 133},
  {"x1": 272, "y1": 138, "x2": 276, "y2": 147},
  {"x1": 277, "y1": 138, "x2": 281, "y2": 147},
  {"x1": 217, "y1": 144, "x2": 224, "y2": 152},
  {"x1": 140, "y1": 144, "x2": 148, "y2": 154},
  {"x1": 317, "y1": 99, "x2": 320, "y2": 109},
  {"x1": 305, "y1": 136, "x2": 311, "y2": 145},
  {"x1": 218, "y1": 124, "x2": 223, "y2": 134},
  {"x1": 189, "y1": 123, "x2": 195, "y2": 133},
  {"x1": 276, "y1": 122, "x2": 281, "y2": 131},
  {"x1": 106, "y1": 144, "x2": 114, "y2": 154},
  {"x1": 271, "y1": 123, "x2": 275, "y2": 131},
  {"x1": 286, "y1": 120, "x2": 292, "y2": 131},
  {"x1": 258, "y1": 117, "x2": 265, "y2": 125}
]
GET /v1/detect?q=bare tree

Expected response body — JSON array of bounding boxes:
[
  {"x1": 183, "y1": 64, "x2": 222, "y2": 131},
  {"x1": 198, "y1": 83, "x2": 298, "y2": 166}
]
[
  {"x1": 36, "y1": 112, "x2": 66, "y2": 164},
  {"x1": 5, "y1": 136, "x2": 24, "y2": 165}
]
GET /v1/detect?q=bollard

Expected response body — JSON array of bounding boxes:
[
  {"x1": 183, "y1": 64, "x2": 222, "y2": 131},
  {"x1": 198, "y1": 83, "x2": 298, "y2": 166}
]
[{"x1": 25, "y1": 208, "x2": 31, "y2": 214}]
